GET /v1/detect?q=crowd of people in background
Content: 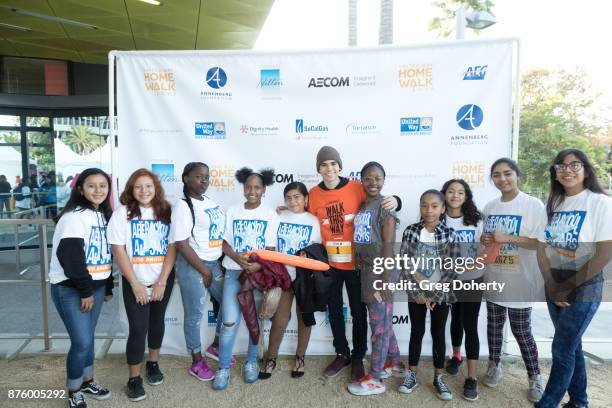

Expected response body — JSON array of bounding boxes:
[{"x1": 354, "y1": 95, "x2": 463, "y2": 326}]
[{"x1": 46, "y1": 146, "x2": 610, "y2": 408}]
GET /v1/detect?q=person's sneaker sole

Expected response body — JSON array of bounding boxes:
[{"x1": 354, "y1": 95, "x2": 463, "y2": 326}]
[
  {"x1": 128, "y1": 394, "x2": 146, "y2": 402},
  {"x1": 527, "y1": 394, "x2": 542, "y2": 403},
  {"x1": 323, "y1": 364, "x2": 350, "y2": 378},
  {"x1": 189, "y1": 369, "x2": 215, "y2": 382},
  {"x1": 205, "y1": 350, "x2": 219, "y2": 362},
  {"x1": 482, "y1": 378, "x2": 500, "y2": 388},
  {"x1": 436, "y1": 392, "x2": 453, "y2": 401},
  {"x1": 463, "y1": 393, "x2": 479, "y2": 401},
  {"x1": 398, "y1": 383, "x2": 418, "y2": 394},
  {"x1": 82, "y1": 391, "x2": 111, "y2": 401},
  {"x1": 147, "y1": 377, "x2": 163, "y2": 386},
  {"x1": 347, "y1": 386, "x2": 386, "y2": 396}
]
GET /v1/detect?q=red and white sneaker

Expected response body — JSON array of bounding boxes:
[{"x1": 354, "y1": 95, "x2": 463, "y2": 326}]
[
  {"x1": 347, "y1": 373, "x2": 386, "y2": 396},
  {"x1": 380, "y1": 361, "x2": 406, "y2": 379}
]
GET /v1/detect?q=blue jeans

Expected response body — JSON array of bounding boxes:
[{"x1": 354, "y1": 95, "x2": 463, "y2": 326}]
[
  {"x1": 51, "y1": 284, "x2": 105, "y2": 390},
  {"x1": 175, "y1": 254, "x2": 224, "y2": 354},
  {"x1": 218, "y1": 269, "x2": 262, "y2": 369},
  {"x1": 536, "y1": 276, "x2": 602, "y2": 408}
]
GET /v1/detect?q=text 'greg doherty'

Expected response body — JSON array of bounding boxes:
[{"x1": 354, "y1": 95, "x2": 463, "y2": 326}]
[
  {"x1": 372, "y1": 255, "x2": 486, "y2": 275},
  {"x1": 373, "y1": 279, "x2": 506, "y2": 293}
]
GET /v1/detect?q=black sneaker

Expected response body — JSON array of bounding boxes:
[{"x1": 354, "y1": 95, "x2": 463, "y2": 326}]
[
  {"x1": 68, "y1": 391, "x2": 87, "y2": 408},
  {"x1": 463, "y1": 377, "x2": 479, "y2": 401},
  {"x1": 146, "y1": 361, "x2": 164, "y2": 386},
  {"x1": 446, "y1": 356, "x2": 463, "y2": 375},
  {"x1": 127, "y1": 376, "x2": 146, "y2": 402},
  {"x1": 434, "y1": 374, "x2": 453, "y2": 401},
  {"x1": 80, "y1": 379, "x2": 111, "y2": 400}
]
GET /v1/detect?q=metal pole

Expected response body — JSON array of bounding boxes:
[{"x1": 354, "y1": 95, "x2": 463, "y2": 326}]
[
  {"x1": 109, "y1": 51, "x2": 119, "y2": 208},
  {"x1": 456, "y1": 7, "x2": 466, "y2": 39},
  {"x1": 14, "y1": 224, "x2": 21, "y2": 274},
  {"x1": 511, "y1": 39, "x2": 521, "y2": 160},
  {"x1": 38, "y1": 223, "x2": 50, "y2": 351}
]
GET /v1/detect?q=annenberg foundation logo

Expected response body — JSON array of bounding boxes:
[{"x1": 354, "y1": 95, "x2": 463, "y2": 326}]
[
  {"x1": 452, "y1": 161, "x2": 485, "y2": 188},
  {"x1": 201, "y1": 67, "x2": 232, "y2": 100},
  {"x1": 143, "y1": 69, "x2": 175, "y2": 95},
  {"x1": 450, "y1": 104, "x2": 488, "y2": 146},
  {"x1": 398, "y1": 64, "x2": 433, "y2": 91},
  {"x1": 307, "y1": 76, "x2": 349, "y2": 88}
]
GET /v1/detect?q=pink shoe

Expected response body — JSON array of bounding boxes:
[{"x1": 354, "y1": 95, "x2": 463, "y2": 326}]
[
  {"x1": 189, "y1": 359, "x2": 215, "y2": 381},
  {"x1": 205, "y1": 345, "x2": 236, "y2": 366}
]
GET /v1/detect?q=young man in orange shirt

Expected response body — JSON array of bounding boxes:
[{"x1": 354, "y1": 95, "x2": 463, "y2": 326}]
[{"x1": 308, "y1": 146, "x2": 400, "y2": 381}]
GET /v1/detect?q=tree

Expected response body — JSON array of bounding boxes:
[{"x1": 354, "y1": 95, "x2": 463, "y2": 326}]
[
  {"x1": 63, "y1": 125, "x2": 102, "y2": 155},
  {"x1": 429, "y1": 0, "x2": 495, "y2": 38},
  {"x1": 518, "y1": 68, "x2": 610, "y2": 197}
]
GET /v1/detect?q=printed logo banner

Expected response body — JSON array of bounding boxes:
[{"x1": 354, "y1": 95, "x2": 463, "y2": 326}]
[{"x1": 115, "y1": 40, "x2": 514, "y2": 355}]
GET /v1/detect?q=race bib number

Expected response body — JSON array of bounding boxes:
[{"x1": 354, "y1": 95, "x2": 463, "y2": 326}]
[
  {"x1": 325, "y1": 241, "x2": 352, "y2": 263},
  {"x1": 493, "y1": 255, "x2": 520, "y2": 266}
]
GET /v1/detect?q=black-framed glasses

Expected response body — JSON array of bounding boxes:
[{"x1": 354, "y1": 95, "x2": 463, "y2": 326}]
[{"x1": 553, "y1": 161, "x2": 584, "y2": 172}]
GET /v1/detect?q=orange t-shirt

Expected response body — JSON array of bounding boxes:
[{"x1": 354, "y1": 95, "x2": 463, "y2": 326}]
[{"x1": 308, "y1": 179, "x2": 366, "y2": 270}]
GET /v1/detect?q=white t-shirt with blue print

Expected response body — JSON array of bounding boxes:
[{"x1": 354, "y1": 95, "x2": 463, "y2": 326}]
[
  {"x1": 107, "y1": 205, "x2": 172, "y2": 286},
  {"x1": 222, "y1": 203, "x2": 278, "y2": 271},
  {"x1": 445, "y1": 215, "x2": 484, "y2": 280},
  {"x1": 276, "y1": 210, "x2": 321, "y2": 280}
]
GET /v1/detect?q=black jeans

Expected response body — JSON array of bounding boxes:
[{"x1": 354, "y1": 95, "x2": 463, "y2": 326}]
[
  {"x1": 408, "y1": 302, "x2": 450, "y2": 369},
  {"x1": 123, "y1": 272, "x2": 175, "y2": 365},
  {"x1": 450, "y1": 278, "x2": 483, "y2": 360},
  {"x1": 327, "y1": 267, "x2": 367, "y2": 361}
]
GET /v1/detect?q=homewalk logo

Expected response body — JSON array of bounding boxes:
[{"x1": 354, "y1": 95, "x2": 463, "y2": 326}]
[
  {"x1": 143, "y1": 69, "x2": 175, "y2": 95},
  {"x1": 398, "y1": 64, "x2": 433, "y2": 91}
]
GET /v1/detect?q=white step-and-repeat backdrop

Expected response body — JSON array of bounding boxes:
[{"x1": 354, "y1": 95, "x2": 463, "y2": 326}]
[{"x1": 114, "y1": 39, "x2": 515, "y2": 356}]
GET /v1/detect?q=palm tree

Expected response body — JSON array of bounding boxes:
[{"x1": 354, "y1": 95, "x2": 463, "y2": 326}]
[
  {"x1": 63, "y1": 125, "x2": 99, "y2": 155},
  {"x1": 379, "y1": 0, "x2": 393, "y2": 45}
]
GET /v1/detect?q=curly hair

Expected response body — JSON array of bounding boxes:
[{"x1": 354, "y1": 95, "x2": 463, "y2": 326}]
[
  {"x1": 120, "y1": 168, "x2": 171, "y2": 225},
  {"x1": 235, "y1": 167, "x2": 275, "y2": 186},
  {"x1": 440, "y1": 178, "x2": 483, "y2": 227}
]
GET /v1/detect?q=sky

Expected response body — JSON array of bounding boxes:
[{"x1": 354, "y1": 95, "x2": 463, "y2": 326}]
[{"x1": 255, "y1": 0, "x2": 611, "y2": 105}]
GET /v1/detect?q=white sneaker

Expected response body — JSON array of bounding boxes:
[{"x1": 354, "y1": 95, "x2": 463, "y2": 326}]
[
  {"x1": 483, "y1": 360, "x2": 502, "y2": 388},
  {"x1": 528, "y1": 374, "x2": 543, "y2": 402},
  {"x1": 347, "y1": 373, "x2": 386, "y2": 396},
  {"x1": 380, "y1": 362, "x2": 406, "y2": 379}
]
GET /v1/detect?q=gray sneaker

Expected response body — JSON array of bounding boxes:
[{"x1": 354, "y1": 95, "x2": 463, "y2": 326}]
[
  {"x1": 528, "y1": 374, "x2": 543, "y2": 402},
  {"x1": 483, "y1": 360, "x2": 502, "y2": 388},
  {"x1": 243, "y1": 361, "x2": 259, "y2": 384},
  {"x1": 434, "y1": 374, "x2": 453, "y2": 401},
  {"x1": 398, "y1": 369, "x2": 418, "y2": 394}
]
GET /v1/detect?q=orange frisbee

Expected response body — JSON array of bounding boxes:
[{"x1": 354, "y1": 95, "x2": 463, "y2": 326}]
[{"x1": 248, "y1": 249, "x2": 329, "y2": 271}]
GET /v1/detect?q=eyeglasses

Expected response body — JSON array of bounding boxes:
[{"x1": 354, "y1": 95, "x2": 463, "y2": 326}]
[{"x1": 553, "y1": 161, "x2": 584, "y2": 173}]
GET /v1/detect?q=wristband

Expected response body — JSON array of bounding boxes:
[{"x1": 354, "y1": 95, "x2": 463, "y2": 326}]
[{"x1": 156, "y1": 281, "x2": 167, "y2": 287}]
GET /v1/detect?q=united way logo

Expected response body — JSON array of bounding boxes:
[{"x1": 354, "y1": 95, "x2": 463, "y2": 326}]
[
  {"x1": 400, "y1": 117, "x2": 433, "y2": 135},
  {"x1": 206, "y1": 67, "x2": 227, "y2": 89},
  {"x1": 456, "y1": 104, "x2": 483, "y2": 130},
  {"x1": 195, "y1": 122, "x2": 226, "y2": 139}
]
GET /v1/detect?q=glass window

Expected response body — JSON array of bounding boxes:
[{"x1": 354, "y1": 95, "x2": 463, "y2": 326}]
[
  {"x1": 27, "y1": 131, "x2": 53, "y2": 146},
  {"x1": 0, "y1": 115, "x2": 20, "y2": 127},
  {"x1": 26, "y1": 117, "x2": 50, "y2": 128},
  {"x1": 1, "y1": 57, "x2": 68, "y2": 96},
  {"x1": 0, "y1": 130, "x2": 21, "y2": 145}
]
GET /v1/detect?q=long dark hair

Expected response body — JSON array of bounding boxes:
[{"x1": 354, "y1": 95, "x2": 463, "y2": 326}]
[
  {"x1": 120, "y1": 168, "x2": 171, "y2": 225},
  {"x1": 546, "y1": 149, "x2": 606, "y2": 219},
  {"x1": 441, "y1": 178, "x2": 483, "y2": 227},
  {"x1": 490, "y1": 157, "x2": 521, "y2": 178},
  {"x1": 182, "y1": 162, "x2": 208, "y2": 237},
  {"x1": 54, "y1": 168, "x2": 112, "y2": 224}
]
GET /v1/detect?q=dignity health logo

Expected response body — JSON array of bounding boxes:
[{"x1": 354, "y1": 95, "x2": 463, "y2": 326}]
[
  {"x1": 195, "y1": 122, "x2": 226, "y2": 139},
  {"x1": 400, "y1": 117, "x2": 433, "y2": 135}
]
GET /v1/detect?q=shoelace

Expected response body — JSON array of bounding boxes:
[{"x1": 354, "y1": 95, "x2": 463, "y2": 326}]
[
  {"x1": 530, "y1": 378, "x2": 543, "y2": 392},
  {"x1": 487, "y1": 364, "x2": 497, "y2": 377},
  {"x1": 72, "y1": 392, "x2": 84, "y2": 403},
  {"x1": 86, "y1": 380, "x2": 101, "y2": 391},
  {"x1": 218, "y1": 369, "x2": 229, "y2": 379},
  {"x1": 436, "y1": 377, "x2": 450, "y2": 393},
  {"x1": 404, "y1": 371, "x2": 416, "y2": 384}
]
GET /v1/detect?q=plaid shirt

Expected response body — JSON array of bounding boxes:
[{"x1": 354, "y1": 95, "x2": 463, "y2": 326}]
[{"x1": 400, "y1": 220, "x2": 460, "y2": 304}]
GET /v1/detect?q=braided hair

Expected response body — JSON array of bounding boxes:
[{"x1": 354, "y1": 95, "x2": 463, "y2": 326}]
[{"x1": 181, "y1": 162, "x2": 208, "y2": 237}]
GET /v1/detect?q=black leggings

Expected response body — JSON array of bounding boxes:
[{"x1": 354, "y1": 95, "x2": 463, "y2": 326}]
[
  {"x1": 408, "y1": 302, "x2": 449, "y2": 369},
  {"x1": 123, "y1": 272, "x2": 175, "y2": 365},
  {"x1": 450, "y1": 278, "x2": 483, "y2": 360}
]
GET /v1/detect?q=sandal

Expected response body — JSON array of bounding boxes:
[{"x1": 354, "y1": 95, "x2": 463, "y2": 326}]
[
  {"x1": 258, "y1": 358, "x2": 277, "y2": 380},
  {"x1": 291, "y1": 355, "x2": 305, "y2": 378}
]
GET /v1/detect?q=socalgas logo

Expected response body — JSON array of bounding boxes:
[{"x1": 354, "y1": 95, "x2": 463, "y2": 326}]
[
  {"x1": 345, "y1": 122, "x2": 380, "y2": 136},
  {"x1": 450, "y1": 104, "x2": 488, "y2": 146},
  {"x1": 201, "y1": 67, "x2": 232, "y2": 100},
  {"x1": 400, "y1": 117, "x2": 433, "y2": 135},
  {"x1": 452, "y1": 161, "x2": 486, "y2": 188},
  {"x1": 308, "y1": 76, "x2": 349, "y2": 88},
  {"x1": 295, "y1": 119, "x2": 329, "y2": 141},
  {"x1": 398, "y1": 64, "x2": 433, "y2": 91},
  {"x1": 195, "y1": 122, "x2": 226, "y2": 139},
  {"x1": 463, "y1": 65, "x2": 487, "y2": 80},
  {"x1": 239, "y1": 124, "x2": 279, "y2": 137},
  {"x1": 143, "y1": 69, "x2": 175, "y2": 95}
]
